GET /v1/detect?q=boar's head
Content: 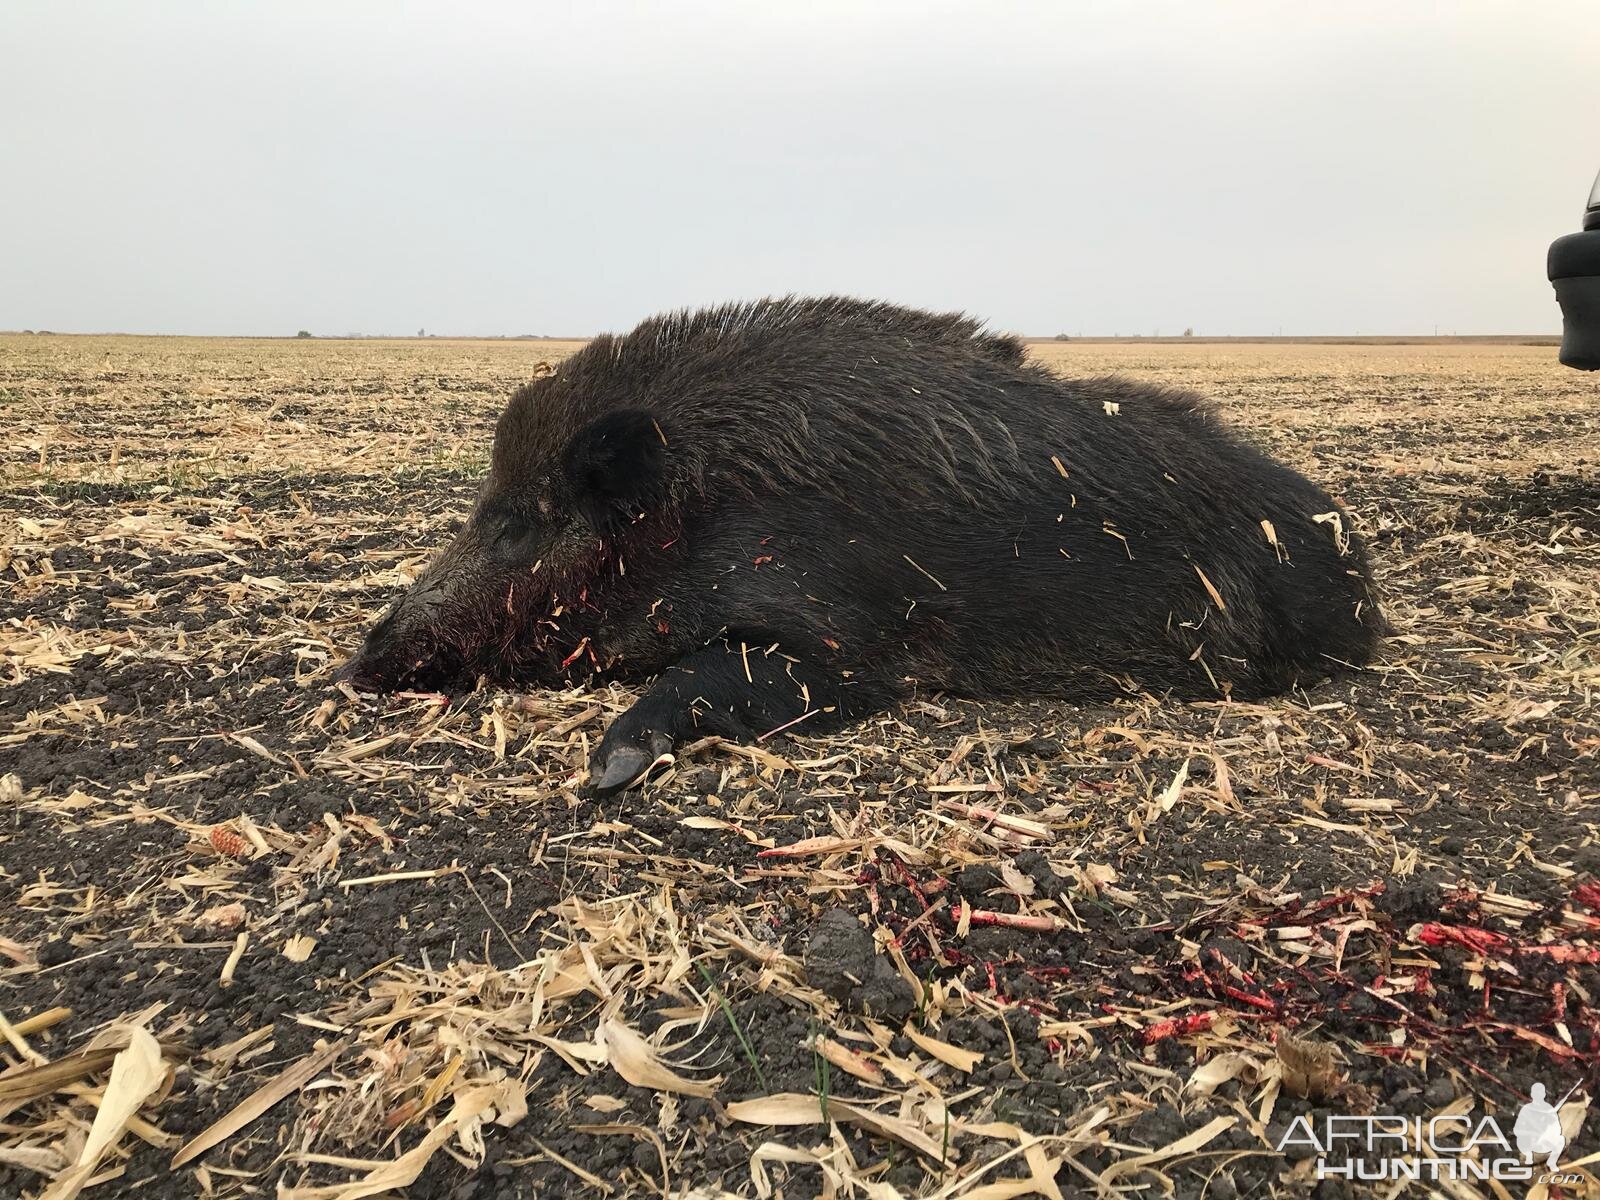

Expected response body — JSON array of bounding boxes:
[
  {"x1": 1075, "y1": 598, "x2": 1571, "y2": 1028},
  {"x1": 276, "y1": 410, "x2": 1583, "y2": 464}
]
[{"x1": 336, "y1": 386, "x2": 672, "y2": 694}]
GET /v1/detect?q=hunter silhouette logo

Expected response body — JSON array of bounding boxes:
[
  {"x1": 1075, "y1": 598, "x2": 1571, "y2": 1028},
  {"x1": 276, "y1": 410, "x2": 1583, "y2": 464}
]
[
  {"x1": 1514, "y1": 1083, "x2": 1576, "y2": 1170},
  {"x1": 1278, "y1": 1081, "x2": 1585, "y2": 1183}
]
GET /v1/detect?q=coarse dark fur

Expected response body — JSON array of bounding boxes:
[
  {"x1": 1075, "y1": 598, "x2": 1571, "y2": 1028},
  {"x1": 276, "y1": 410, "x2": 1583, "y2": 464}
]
[{"x1": 338, "y1": 296, "x2": 1384, "y2": 791}]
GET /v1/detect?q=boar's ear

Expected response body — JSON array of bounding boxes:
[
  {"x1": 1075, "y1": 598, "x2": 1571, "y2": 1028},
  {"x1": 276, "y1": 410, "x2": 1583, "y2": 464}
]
[{"x1": 562, "y1": 409, "x2": 668, "y2": 530}]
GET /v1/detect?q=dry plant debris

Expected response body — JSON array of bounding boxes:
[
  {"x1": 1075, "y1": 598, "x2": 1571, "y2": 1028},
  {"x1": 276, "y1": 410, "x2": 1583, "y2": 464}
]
[{"x1": 1, "y1": 334, "x2": 1597, "y2": 1199}]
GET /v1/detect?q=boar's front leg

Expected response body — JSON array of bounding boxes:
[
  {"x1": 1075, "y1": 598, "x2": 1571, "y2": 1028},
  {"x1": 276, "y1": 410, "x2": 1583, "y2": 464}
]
[{"x1": 589, "y1": 634, "x2": 874, "y2": 794}]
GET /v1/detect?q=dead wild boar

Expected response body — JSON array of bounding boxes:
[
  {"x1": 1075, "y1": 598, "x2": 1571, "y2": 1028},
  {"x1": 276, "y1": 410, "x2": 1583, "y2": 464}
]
[{"x1": 338, "y1": 296, "x2": 1383, "y2": 791}]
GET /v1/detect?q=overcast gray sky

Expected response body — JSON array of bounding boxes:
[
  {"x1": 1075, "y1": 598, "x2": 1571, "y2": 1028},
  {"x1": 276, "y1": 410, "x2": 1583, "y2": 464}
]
[{"x1": 2, "y1": 1, "x2": 1596, "y2": 337}]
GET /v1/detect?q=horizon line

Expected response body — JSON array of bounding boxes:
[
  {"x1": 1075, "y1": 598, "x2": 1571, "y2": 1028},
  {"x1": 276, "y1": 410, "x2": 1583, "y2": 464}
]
[{"x1": 0, "y1": 329, "x2": 1563, "y2": 345}]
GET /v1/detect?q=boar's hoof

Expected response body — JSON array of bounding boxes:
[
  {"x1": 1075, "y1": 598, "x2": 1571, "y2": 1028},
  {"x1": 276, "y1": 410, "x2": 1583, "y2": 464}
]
[{"x1": 589, "y1": 728, "x2": 674, "y2": 795}]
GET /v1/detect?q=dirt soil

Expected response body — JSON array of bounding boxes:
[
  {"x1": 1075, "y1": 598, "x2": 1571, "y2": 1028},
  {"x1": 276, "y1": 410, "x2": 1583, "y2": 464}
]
[{"x1": 1, "y1": 335, "x2": 1597, "y2": 1199}]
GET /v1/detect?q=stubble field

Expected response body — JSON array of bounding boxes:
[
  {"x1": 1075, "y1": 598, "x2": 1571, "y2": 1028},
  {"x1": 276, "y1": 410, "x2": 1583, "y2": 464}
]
[{"x1": 1, "y1": 334, "x2": 1597, "y2": 1199}]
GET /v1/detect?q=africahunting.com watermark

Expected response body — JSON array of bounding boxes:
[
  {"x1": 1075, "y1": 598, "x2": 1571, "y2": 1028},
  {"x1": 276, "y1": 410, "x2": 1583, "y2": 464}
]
[{"x1": 1276, "y1": 1083, "x2": 1585, "y2": 1184}]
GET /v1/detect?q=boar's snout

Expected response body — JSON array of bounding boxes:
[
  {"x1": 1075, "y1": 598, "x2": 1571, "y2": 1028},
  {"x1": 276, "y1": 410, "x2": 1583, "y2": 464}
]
[{"x1": 335, "y1": 579, "x2": 450, "y2": 693}]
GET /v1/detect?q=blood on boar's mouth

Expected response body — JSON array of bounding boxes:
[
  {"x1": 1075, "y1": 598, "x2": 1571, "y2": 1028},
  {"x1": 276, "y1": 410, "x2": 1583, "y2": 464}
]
[
  {"x1": 476, "y1": 540, "x2": 634, "y2": 685},
  {"x1": 339, "y1": 515, "x2": 650, "y2": 696},
  {"x1": 339, "y1": 579, "x2": 609, "y2": 695},
  {"x1": 334, "y1": 629, "x2": 466, "y2": 694},
  {"x1": 493, "y1": 582, "x2": 609, "y2": 684}
]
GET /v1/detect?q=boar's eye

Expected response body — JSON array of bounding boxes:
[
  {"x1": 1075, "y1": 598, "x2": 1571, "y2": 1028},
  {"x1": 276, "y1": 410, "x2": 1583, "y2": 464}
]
[
  {"x1": 485, "y1": 511, "x2": 538, "y2": 565},
  {"x1": 494, "y1": 518, "x2": 529, "y2": 545}
]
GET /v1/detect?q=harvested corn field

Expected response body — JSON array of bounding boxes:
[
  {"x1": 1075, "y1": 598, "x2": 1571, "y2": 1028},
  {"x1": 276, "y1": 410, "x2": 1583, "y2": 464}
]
[{"x1": 1, "y1": 334, "x2": 1597, "y2": 1199}]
